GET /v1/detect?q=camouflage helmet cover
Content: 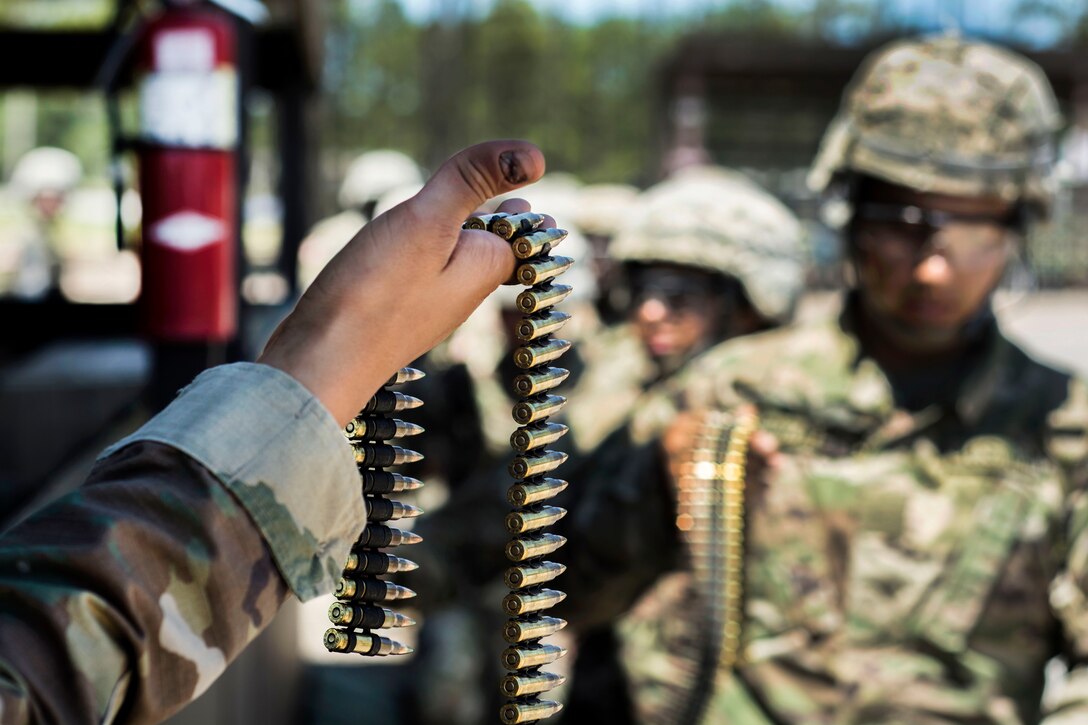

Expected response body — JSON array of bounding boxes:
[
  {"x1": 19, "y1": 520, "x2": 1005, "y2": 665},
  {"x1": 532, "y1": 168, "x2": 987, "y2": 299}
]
[
  {"x1": 610, "y1": 166, "x2": 806, "y2": 324},
  {"x1": 808, "y1": 34, "x2": 1063, "y2": 214}
]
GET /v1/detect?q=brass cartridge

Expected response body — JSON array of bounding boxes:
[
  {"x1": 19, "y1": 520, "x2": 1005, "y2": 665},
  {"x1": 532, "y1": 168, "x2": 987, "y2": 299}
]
[
  {"x1": 385, "y1": 367, "x2": 425, "y2": 386},
  {"x1": 512, "y1": 367, "x2": 570, "y2": 397},
  {"x1": 361, "y1": 391, "x2": 423, "y2": 414},
  {"x1": 352, "y1": 444, "x2": 423, "y2": 468},
  {"x1": 514, "y1": 310, "x2": 571, "y2": 342},
  {"x1": 500, "y1": 670, "x2": 567, "y2": 698},
  {"x1": 345, "y1": 418, "x2": 424, "y2": 442},
  {"x1": 463, "y1": 212, "x2": 508, "y2": 231},
  {"x1": 500, "y1": 640, "x2": 567, "y2": 669},
  {"x1": 515, "y1": 256, "x2": 574, "y2": 286},
  {"x1": 505, "y1": 533, "x2": 566, "y2": 562},
  {"x1": 505, "y1": 505, "x2": 567, "y2": 534},
  {"x1": 507, "y1": 477, "x2": 568, "y2": 507},
  {"x1": 511, "y1": 227, "x2": 567, "y2": 259},
  {"x1": 501, "y1": 588, "x2": 566, "y2": 616},
  {"x1": 509, "y1": 450, "x2": 568, "y2": 480},
  {"x1": 343, "y1": 551, "x2": 418, "y2": 575},
  {"x1": 491, "y1": 212, "x2": 546, "y2": 240},
  {"x1": 511, "y1": 394, "x2": 567, "y2": 426},
  {"x1": 501, "y1": 615, "x2": 567, "y2": 644},
  {"x1": 324, "y1": 629, "x2": 413, "y2": 656},
  {"x1": 327, "y1": 602, "x2": 415, "y2": 629},
  {"x1": 335, "y1": 576, "x2": 416, "y2": 602},
  {"x1": 510, "y1": 422, "x2": 568, "y2": 453},
  {"x1": 360, "y1": 471, "x2": 423, "y2": 495},
  {"x1": 504, "y1": 560, "x2": 566, "y2": 589},
  {"x1": 516, "y1": 283, "x2": 573, "y2": 314},
  {"x1": 366, "y1": 497, "x2": 424, "y2": 522},
  {"x1": 512, "y1": 339, "x2": 571, "y2": 369},
  {"x1": 499, "y1": 699, "x2": 563, "y2": 724},
  {"x1": 357, "y1": 524, "x2": 422, "y2": 548}
]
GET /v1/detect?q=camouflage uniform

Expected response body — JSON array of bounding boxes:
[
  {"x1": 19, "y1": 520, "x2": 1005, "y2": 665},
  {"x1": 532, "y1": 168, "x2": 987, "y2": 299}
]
[
  {"x1": 561, "y1": 35, "x2": 1085, "y2": 724},
  {"x1": 0, "y1": 363, "x2": 361, "y2": 722}
]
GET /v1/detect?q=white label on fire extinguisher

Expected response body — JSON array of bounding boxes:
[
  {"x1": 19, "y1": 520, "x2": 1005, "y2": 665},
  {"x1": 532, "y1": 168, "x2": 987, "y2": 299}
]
[
  {"x1": 139, "y1": 68, "x2": 238, "y2": 148},
  {"x1": 154, "y1": 29, "x2": 216, "y2": 73},
  {"x1": 150, "y1": 211, "x2": 227, "y2": 253}
]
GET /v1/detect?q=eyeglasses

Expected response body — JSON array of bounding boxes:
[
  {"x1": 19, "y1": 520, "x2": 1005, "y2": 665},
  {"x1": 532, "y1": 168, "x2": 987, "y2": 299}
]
[{"x1": 854, "y1": 202, "x2": 1017, "y2": 268}]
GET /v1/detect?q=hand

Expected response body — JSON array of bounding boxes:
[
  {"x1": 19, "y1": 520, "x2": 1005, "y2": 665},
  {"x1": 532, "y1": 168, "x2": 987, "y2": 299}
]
[
  {"x1": 662, "y1": 404, "x2": 779, "y2": 509},
  {"x1": 258, "y1": 140, "x2": 547, "y2": 424}
]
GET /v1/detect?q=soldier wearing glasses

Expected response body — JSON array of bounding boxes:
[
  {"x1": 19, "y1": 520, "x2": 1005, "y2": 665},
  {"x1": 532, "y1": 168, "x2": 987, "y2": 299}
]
[{"x1": 559, "y1": 35, "x2": 1088, "y2": 724}]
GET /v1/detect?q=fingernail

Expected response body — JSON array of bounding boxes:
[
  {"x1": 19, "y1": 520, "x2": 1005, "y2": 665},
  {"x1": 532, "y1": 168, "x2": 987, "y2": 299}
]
[{"x1": 499, "y1": 150, "x2": 530, "y2": 185}]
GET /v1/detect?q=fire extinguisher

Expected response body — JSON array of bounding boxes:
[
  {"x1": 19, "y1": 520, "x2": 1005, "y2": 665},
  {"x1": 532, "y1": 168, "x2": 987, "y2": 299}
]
[{"x1": 135, "y1": 2, "x2": 241, "y2": 343}]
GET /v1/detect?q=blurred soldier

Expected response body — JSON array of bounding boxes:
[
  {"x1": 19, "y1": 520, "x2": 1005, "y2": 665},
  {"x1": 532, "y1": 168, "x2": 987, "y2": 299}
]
[
  {"x1": 2, "y1": 147, "x2": 82, "y2": 299},
  {"x1": 297, "y1": 149, "x2": 422, "y2": 289},
  {"x1": 572, "y1": 182, "x2": 639, "y2": 323},
  {"x1": 408, "y1": 169, "x2": 806, "y2": 724},
  {"x1": 562, "y1": 34, "x2": 1088, "y2": 724}
]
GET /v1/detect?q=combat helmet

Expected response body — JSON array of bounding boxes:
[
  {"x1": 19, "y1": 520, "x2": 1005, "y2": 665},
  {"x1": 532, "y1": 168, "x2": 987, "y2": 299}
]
[
  {"x1": 338, "y1": 150, "x2": 423, "y2": 212},
  {"x1": 610, "y1": 167, "x2": 806, "y2": 325},
  {"x1": 808, "y1": 33, "x2": 1063, "y2": 216}
]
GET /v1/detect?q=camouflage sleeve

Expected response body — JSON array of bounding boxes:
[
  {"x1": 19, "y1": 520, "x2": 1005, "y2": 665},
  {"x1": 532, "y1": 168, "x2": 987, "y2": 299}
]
[
  {"x1": 1043, "y1": 378, "x2": 1088, "y2": 722},
  {"x1": 0, "y1": 363, "x2": 361, "y2": 723}
]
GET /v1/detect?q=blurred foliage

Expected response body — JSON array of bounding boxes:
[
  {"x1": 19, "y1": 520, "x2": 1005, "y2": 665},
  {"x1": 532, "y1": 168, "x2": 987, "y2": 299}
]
[{"x1": 0, "y1": 0, "x2": 114, "y2": 29}]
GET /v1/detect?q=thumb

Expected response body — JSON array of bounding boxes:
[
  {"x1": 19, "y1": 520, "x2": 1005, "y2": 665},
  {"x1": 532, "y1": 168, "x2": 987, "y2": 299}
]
[{"x1": 413, "y1": 140, "x2": 546, "y2": 230}]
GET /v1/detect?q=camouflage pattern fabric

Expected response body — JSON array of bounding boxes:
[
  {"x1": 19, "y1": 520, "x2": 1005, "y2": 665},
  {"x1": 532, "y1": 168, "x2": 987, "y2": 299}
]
[
  {"x1": 807, "y1": 33, "x2": 1062, "y2": 214},
  {"x1": 609, "y1": 167, "x2": 806, "y2": 324},
  {"x1": 0, "y1": 364, "x2": 361, "y2": 722},
  {"x1": 560, "y1": 296, "x2": 1088, "y2": 724}
]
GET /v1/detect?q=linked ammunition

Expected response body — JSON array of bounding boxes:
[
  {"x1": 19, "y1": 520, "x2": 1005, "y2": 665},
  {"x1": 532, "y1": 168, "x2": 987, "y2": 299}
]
[
  {"x1": 507, "y1": 478, "x2": 568, "y2": 507},
  {"x1": 512, "y1": 367, "x2": 570, "y2": 397},
  {"x1": 324, "y1": 628, "x2": 413, "y2": 656},
  {"x1": 343, "y1": 550, "x2": 419, "y2": 575},
  {"x1": 505, "y1": 533, "x2": 566, "y2": 562},
  {"x1": 516, "y1": 283, "x2": 573, "y2": 314},
  {"x1": 385, "y1": 367, "x2": 425, "y2": 386},
  {"x1": 515, "y1": 256, "x2": 574, "y2": 286},
  {"x1": 515, "y1": 310, "x2": 571, "y2": 342},
  {"x1": 463, "y1": 212, "x2": 508, "y2": 231},
  {"x1": 492, "y1": 212, "x2": 546, "y2": 240},
  {"x1": 327, "y1": 601, "x2": 416, "y2": 629},
  {"x1": 360, "y1": 471, "x2": 423, "y2": 495},
  {"x1": 511, "y1": 227, "x2": 567, "y2": 259},
  {"x1": 505, "y1": 505, "x2": 567, "y2": 534},
  {"x1": 510, "y1": 422, "x2": 568, "y2": 453},
  {"x1": 357, "y1": 524, "x2": 423, "y2": 548},
  {"x1": 502, "y1": 615, "x2": 567, "y2": 644},
  {"x1": 499, "y1": 699, "x2": 563, "y2": 724},
  {"x1": 509, "y1": 450, "x2": 568, "y2": 480},
  {"x1": 500, "y1": 640, "x2": 567, "y2": 669},
  {"x1": 366, "y1": 497, "x2": 424, "y2": 522},
  {"x1": 511, "y1": 395, "x2": 567, "y2": 426},
  {"x1": 513, "y1": 338, "x2": 571, "y2": 369},
  {"x1": 361, "y1": 390, "x2": 423, "y2": 414},
  {"x1": 501, "y1": 588, "x2": 566, "y2": 617},
  {"x1": 346, "y1": 417, "x2": 424, "y2": 442},
  {"x1": 504, "y1": 561, "x2": 566, "y2": 589},
  {"x1": 353, "y1": 444, "x2": 423, "y2": 468},
  {"x1": 500, "y1": 670, "x2": 566, "y2": 698},
  {"x1": 335, "y1": 576, "x2": 416, "y2": 602}
]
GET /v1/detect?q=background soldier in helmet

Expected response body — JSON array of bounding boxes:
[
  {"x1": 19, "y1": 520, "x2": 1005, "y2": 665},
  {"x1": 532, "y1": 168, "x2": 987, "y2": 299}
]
[{"x1": 560, "y1": 34, "x2": 1088, "y2": 724}]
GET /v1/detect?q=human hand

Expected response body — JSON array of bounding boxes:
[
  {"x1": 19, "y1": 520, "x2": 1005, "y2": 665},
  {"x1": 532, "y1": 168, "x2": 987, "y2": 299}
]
[{"x1": 258, "y1": 140, "x2": 547, "y2": 424}]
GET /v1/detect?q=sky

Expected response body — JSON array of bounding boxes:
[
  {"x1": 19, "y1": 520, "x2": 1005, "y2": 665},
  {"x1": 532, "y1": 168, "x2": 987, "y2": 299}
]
[{"x1": 390, "y1": 0, "x2": 1072, "y2": 47}]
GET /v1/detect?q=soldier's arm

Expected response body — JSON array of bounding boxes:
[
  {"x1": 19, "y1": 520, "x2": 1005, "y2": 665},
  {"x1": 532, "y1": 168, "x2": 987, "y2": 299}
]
[{"x1": 0, "y1": 141, "x2": 546, "y2": 724}]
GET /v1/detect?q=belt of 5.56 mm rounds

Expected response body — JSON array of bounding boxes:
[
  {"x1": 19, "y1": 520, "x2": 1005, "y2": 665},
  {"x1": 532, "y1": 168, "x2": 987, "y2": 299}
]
[
  {"x1": 464, "y1": 211, "x2": 573, "y2": 724},
  {"x1": 322, "y1": 367, "x2": 426, "y2": 658}
]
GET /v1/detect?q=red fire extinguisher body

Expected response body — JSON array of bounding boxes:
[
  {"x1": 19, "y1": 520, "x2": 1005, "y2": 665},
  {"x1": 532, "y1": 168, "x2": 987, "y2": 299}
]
[{"x1": 137, "y1": 7, "x2": 239, "y2": 342}]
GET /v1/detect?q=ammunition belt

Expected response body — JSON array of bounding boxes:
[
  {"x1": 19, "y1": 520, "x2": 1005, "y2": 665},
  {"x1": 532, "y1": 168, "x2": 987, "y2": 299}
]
[
  {"x1": 322, "y1": 367, "x2": 426, "y2": 659},
  {"x1": 464, "y1": 212, "x2": 573, "y2": 724},
  {"x1": 671, "y1": 410, "x2": 757, "y2": 723}
]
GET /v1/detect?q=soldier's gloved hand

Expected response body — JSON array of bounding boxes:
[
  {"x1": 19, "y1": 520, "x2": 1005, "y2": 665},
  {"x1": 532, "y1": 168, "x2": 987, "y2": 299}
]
[{"x1": 258, "y1": 140, "x2": 547, "y2": 425}]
